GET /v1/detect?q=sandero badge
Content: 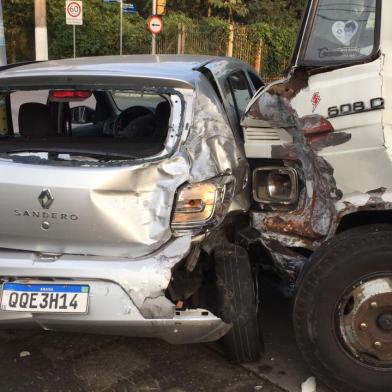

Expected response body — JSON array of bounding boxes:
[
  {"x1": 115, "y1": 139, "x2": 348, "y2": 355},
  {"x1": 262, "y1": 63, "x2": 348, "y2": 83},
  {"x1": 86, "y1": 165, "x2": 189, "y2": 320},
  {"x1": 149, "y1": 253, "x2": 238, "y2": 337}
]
[{"x1": 38, "y1": 189, "x2": 54, "y2": 210}]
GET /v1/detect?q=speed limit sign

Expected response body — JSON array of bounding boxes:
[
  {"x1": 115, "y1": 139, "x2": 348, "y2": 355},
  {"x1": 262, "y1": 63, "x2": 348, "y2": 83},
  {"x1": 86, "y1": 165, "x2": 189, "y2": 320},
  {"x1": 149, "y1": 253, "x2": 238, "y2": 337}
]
[{"x1": 66, "y1": 1, "x2": 83, "y2": 25}]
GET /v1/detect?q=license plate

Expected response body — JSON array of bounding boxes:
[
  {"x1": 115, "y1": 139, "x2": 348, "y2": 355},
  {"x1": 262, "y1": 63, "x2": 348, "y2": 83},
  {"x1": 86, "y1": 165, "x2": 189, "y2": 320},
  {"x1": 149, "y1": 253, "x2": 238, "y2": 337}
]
[{"x1": 1, "y1": 283, "x2": 89, "y2": 313}]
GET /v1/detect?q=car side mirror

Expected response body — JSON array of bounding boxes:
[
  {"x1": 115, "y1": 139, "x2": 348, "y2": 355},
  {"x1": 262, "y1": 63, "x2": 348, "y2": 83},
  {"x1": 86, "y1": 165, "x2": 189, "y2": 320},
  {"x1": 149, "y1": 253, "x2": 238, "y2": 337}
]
[{"x1": 70, "y1": 106, "x2": 95, "y2": 124}]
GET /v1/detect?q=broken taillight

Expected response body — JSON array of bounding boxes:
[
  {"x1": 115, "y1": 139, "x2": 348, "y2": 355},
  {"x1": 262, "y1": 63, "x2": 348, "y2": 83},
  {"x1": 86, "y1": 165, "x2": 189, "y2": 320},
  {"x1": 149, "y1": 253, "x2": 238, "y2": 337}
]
[{"x1": 300, "y1": 114, "x2": 334, "y2": 136}]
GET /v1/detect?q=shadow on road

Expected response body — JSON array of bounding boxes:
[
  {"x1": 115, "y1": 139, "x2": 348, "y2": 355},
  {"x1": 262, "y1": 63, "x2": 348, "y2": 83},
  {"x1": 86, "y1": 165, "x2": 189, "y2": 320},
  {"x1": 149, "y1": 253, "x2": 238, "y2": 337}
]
[{"x1": 0, "y1": 280, "x2": 329, "y2": 392}]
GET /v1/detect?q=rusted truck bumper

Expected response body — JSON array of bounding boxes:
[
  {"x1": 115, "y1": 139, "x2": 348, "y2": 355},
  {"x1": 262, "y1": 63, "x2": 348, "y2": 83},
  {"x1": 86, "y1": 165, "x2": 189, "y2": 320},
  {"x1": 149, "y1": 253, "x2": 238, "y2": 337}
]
[{"x1": 0, "y1": 236, "x2": 230, "y2": 344}]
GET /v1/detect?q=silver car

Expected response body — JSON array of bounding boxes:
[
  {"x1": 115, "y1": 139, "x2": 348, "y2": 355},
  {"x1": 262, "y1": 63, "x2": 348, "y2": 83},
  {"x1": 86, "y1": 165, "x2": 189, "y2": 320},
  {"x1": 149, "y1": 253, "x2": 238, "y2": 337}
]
[{"x1": 0, "y1": 55, "x2": 263, "y2": 362}]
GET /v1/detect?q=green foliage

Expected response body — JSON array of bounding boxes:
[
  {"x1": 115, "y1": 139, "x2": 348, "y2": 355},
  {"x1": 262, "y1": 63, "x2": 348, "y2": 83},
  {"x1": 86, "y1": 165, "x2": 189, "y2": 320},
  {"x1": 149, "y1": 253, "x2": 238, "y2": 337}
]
[
  {"x1": 243, "y1": 0, "x2": 307, "y2": 25},
  {"x1": 3, "y1": 0, "x2": 34, "y2": 62},
  {"x1": 249, "y1": 23, "x2": 297, "y2": 75},
  {"x1": 47, "y1": 0, "x2": 151, "y2": 58},
  {"x1": 2, "y1": 0, "x2": 304, "y2": 76},
  {"x1": 208, "y1": 0, "x2": 248, "y2": 21}
]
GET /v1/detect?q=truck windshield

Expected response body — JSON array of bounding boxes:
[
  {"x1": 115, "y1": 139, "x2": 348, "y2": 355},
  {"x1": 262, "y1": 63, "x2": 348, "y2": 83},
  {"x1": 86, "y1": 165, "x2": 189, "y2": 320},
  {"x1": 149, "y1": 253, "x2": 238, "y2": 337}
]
[{"x1": 299, "y1": 0, "x2": 379, "y2": 66}]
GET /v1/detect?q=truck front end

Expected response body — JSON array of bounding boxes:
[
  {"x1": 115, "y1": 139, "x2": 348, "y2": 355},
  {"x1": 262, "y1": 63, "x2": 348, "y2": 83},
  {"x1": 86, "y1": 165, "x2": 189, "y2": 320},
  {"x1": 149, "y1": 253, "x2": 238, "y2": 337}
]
[{"x1": 245, "y1": 1, "x2": 392, "y2": 390}]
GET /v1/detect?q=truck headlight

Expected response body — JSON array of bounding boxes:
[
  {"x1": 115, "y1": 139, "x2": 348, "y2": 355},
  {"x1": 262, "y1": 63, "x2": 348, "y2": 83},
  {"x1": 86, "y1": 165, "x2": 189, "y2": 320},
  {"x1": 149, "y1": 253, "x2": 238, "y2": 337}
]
[
  {"x1": 171, "y1": 178, "x2": 233, "y2": 232},
  {"x1": 253, "y1": 167, "x2": 298, "y2": 205}
]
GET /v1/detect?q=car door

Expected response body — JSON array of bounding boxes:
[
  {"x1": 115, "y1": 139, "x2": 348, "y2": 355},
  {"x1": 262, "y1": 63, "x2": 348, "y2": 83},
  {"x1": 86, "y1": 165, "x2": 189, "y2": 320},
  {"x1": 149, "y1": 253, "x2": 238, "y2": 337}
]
[{"x1": 200, "y1": 60, "x2": 259, "y2": 141}]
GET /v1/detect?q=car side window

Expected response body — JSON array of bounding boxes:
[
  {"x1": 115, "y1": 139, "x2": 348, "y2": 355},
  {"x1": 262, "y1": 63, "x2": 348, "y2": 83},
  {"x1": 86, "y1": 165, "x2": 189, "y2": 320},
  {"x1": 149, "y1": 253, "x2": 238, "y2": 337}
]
[
  {"x1": 248, "y1": 71, "x2": 264, "y2": 92},
  {"x1": 227, "y1": 70, "x2": 253, "y2": 122}
]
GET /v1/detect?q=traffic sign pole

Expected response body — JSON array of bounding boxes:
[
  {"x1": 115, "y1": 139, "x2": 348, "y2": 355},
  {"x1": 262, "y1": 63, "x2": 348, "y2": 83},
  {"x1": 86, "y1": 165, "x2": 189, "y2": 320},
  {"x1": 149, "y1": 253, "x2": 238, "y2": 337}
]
[
  {"x1": 152, "y1": 0, "x2": 157, "y2": 55},
  {"x1": 73, "y1": 25, "x2": 76, "y2": 58},
  {"x1": 66, "y1": 1, "x2": 83, "y2": 58}
]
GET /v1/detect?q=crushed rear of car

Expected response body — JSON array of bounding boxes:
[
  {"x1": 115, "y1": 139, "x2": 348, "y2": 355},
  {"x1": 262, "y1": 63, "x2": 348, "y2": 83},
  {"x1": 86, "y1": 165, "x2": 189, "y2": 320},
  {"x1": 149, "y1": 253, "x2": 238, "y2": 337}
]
[{"x1": 0, "y1": 55, "x2": 261, "y2": 363}]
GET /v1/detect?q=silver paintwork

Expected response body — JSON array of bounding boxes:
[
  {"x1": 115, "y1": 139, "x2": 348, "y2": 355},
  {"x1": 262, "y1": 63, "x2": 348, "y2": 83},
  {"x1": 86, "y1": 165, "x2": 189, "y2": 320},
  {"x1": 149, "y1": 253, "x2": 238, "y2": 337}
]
[
  {"x1": 0, "y1": 55, "x2": 250, "y2": 342},
  {"x1": 0, "y1": 237, "x2": 230, "y2": 343}
]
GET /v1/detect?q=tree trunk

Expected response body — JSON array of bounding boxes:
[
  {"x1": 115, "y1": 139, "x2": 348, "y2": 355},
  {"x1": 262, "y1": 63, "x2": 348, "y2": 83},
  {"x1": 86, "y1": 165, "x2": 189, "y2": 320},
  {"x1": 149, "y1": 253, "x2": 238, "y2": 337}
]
[
  {"x1": 253, "y1": 40, "x2": 263, "y2": 74},
  {"x1": 34, "y1": 0, "x2": 48, "y2": 60},
  {"x1": 226, "y1": 23, "x2": 234, "y2": 57}
]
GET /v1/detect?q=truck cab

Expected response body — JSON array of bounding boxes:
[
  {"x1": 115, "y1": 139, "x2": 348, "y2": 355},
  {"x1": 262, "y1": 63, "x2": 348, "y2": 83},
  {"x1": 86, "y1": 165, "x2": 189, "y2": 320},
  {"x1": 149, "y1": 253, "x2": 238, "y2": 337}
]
[{"x1": 243, "y1": 1, "x2": 392, "y2": 391}]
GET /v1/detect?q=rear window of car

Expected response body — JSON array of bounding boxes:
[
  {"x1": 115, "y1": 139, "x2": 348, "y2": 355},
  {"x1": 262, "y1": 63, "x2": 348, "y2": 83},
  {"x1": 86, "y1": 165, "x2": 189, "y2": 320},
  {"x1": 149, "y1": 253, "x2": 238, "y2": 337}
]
[{"x1": 0, "y1": 88, "x2": 174, "y2": 162}]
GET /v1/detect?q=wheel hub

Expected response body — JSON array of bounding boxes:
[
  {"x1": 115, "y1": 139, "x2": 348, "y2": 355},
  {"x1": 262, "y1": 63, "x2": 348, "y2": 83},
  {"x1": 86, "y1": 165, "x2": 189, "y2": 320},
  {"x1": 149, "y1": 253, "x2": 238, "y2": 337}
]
[{"x1": 338, "y1": 277, "x2": 392, "y2": 366}]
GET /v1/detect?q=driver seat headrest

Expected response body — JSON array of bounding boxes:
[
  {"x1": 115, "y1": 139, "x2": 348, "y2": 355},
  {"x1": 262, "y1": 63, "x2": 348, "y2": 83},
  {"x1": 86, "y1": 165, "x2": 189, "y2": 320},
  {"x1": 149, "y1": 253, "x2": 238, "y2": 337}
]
[{"x1": 19, "y1": 102, "x2": 56, "y2": 138}]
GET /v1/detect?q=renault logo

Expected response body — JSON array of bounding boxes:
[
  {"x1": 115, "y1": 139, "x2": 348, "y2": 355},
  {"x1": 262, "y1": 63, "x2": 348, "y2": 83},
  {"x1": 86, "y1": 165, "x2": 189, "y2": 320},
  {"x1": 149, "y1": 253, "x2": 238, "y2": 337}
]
[{"x1": 38, "y1": 189, "x2": 54, "y2": 210}]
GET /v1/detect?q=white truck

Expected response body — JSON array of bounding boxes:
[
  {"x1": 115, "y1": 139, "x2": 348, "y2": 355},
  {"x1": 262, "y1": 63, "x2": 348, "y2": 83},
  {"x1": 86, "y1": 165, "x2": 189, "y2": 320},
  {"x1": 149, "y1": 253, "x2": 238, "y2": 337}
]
[{"x1": 242, "y1": 0, "x2": 391, "y2": 391}]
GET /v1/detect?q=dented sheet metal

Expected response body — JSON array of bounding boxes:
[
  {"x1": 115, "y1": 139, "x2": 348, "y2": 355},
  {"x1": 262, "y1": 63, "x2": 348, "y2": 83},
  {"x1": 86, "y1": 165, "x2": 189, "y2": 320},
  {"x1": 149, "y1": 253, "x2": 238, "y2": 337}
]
[
  {"x1": 0, "y1": 155, "x2": 189, "y2": 258},
  {"x1": 183, "y1": 79, "x2": 244, "y2": 183},
  {"x1": 0, "y1": 237, "x2": 231, "y2": 343},
  {"x1": 248, "y1": 74, "x2": 350, "y2": 250}
]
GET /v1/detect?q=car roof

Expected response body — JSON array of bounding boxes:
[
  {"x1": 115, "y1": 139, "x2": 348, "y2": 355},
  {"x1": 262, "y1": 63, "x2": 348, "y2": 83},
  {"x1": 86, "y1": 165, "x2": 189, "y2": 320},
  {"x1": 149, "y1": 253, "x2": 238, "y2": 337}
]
[{"x1": 0, "y1": 55, "x2": 251, "y2": 90}]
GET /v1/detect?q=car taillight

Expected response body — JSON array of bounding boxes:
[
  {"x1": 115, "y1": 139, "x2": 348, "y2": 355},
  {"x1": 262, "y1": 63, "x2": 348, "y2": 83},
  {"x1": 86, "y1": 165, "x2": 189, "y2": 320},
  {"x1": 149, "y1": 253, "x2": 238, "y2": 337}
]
[{"x1": 171, "y1": 178, "x2": 234, "y2": 232}]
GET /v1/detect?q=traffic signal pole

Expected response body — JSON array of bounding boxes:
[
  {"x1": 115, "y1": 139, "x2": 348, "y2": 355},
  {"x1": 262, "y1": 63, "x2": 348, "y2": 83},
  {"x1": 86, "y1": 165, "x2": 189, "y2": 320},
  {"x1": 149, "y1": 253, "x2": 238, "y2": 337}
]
[{"x1": 34, "y1": 0, "x2": 48, "y2": 61}]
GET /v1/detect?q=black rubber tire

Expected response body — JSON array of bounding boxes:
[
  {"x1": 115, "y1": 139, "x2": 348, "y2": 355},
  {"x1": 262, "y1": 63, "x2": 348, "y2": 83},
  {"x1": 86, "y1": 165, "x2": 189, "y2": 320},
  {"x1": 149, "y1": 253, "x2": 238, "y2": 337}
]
[
  {"x1": 213, "y1": 243, "x2": 262, "y2": 363},
  {"x1": 293, "y1": 225, "x2": 392, "y2": 392}
]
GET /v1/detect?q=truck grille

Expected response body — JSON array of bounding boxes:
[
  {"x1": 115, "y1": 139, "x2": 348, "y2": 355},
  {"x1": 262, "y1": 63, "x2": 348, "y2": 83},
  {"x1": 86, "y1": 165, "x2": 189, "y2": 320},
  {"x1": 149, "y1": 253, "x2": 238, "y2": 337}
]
[{"x1": 245, "y1": 129, "x2": 281, "y2": 141}]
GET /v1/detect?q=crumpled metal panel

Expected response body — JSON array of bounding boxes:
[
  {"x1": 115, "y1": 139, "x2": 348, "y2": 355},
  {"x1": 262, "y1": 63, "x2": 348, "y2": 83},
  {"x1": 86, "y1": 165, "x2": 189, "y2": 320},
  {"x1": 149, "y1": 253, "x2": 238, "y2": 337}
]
[
  {"x1": 248, "y1": 80, "x2": 350, "y2": 246},
  {"x1": 333, "y1": 187, "x2": 392, "y2": 228},
  {"x1": 0, "y1": 236, "x2": 192, "y2": 314},
  {"x1": 183, "y1": 79, "x2": 244, "y2": 183},
  {"x1": 0, "y1": 237, "x2": 231, "y2": 343},
  {"x1": 0, "y1": 155, "x2": 189, "y2": 258}
]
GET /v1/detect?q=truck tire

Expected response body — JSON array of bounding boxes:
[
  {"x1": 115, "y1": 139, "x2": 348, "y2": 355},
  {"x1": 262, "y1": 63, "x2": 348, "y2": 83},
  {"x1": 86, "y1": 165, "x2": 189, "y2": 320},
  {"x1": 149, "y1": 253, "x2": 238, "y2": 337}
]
[
  {"x1": 293, "y1": 225, "x2": 392, "y2": 392},
  {"x1": 213, "y1": 243, "x2": 261, "y2": 363}
]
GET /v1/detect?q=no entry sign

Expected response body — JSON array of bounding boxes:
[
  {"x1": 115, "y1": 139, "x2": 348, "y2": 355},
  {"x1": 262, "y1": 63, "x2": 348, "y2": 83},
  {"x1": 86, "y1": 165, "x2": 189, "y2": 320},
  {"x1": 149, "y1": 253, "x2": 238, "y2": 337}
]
[
  {"x1": 147, "y1": 15, "x2": 163, "y2": 36},
  {"x1": 66, "y1": 1, "x2": 83, "y2": 25}
]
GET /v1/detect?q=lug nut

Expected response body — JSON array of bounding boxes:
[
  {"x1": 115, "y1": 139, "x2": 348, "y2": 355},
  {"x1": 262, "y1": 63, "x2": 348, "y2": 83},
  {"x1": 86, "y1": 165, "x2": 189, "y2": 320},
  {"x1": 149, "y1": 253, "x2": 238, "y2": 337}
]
[
  {"x1": 360, "y1": 323, "x2": 368, "y2": 330},
  {"x1": 370, "y1": 302, "x2": 378, "y2": 309},
  {"x1": 374, "y1": 341, "x2": 382, "y2": 349}
]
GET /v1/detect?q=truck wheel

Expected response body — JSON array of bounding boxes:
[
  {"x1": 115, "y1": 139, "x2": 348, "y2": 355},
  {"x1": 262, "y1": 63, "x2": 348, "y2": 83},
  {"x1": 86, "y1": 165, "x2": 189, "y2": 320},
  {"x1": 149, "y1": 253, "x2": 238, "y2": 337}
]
[
  {"x1": 213, "y1": 243, "x2": 261, "y2": 363},
  {"x1": 293, "y1": 225, "x2": 392, "y2": 392}
]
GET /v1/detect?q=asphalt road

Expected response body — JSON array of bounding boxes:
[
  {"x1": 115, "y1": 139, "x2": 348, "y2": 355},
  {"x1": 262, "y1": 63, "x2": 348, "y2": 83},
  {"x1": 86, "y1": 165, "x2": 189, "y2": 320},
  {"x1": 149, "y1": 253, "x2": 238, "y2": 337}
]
[{"x1": 0, "y1": 284, "x2": 330, "y2": 392}]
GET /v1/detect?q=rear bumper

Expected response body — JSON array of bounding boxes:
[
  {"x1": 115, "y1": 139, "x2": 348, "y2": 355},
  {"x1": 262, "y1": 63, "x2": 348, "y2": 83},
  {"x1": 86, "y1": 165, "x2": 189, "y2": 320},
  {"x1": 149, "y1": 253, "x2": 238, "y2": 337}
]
[{"x1": 0, "y1": 236, "x2": 230, "y2": 344}]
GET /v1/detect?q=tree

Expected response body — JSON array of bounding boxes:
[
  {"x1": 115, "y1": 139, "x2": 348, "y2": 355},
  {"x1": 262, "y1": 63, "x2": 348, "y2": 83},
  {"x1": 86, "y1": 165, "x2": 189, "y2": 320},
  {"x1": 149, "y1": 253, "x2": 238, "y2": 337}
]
[
  {"x1": 3, "y1": 0, "x2": 34, "y2": 62},
  {"x1": 47, "y1": 0, "x2": 150, "y2": 58},
  {"x1": 240, "y1": 0, "x2": 307, "y2": 25},
  {"x1": 208, "y1": 0, "x2": 248, "y2": 22}
]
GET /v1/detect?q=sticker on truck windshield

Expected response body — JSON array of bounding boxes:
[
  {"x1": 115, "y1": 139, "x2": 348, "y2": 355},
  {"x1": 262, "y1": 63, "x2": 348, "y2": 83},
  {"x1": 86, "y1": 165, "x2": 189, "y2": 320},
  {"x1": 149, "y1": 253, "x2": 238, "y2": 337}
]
[{"x1": 332, "y1": 20, "x2": 359, "y2": 46}]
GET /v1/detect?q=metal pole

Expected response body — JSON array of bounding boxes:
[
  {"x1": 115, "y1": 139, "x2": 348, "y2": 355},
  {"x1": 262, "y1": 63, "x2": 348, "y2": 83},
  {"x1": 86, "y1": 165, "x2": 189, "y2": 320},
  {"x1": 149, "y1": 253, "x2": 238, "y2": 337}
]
[
  {"x1": 0, "y1": 0, "x2": 7, "y2": 65},
  {"x1": 120, "y1": 0, "x2": 123, "y2": 55},
  {"x1": 0, "y1": 0, "x2": 6, "y2": 135},
  {"x1": 73, "y1": 25, "x2": 76, "y2": 58},
  {"x1": 34, "y1": 0, "x2": 48, "y2": 61},
  {"x1": 151, "y1": 0, "x2": 157, "y2": 55}
]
